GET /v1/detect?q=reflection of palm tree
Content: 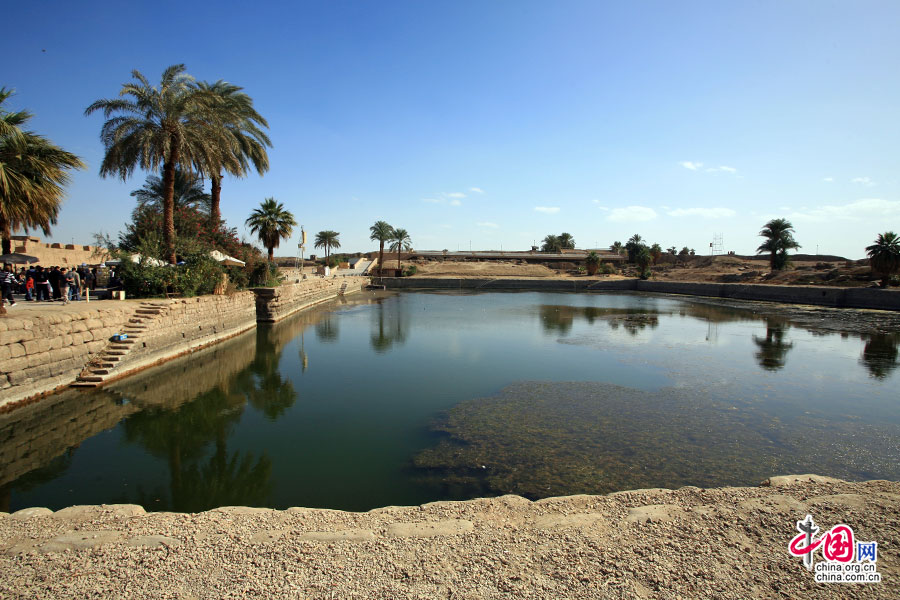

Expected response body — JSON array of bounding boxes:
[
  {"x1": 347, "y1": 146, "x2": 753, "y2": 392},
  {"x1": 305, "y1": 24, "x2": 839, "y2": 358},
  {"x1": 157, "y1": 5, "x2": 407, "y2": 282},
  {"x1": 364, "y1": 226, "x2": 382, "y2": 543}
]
[
  {"x1": 122, "y1": 386, "x2": 251, "y2": 510},
  {"x1": 860, "y1": 332, "x2": 900, "y2": 379},
  {"x1": 237, "y1": 325, "x2": 298, "y2": 420},
  {"x1": 753, "y1": 323, "x2": 794, "y2": 371},
  {"x1": 370, "y1": 297, "x2": 408, "y2": 353},
  {"x1": 315, "y1": 316, "x2": 339, "y2": 342}
]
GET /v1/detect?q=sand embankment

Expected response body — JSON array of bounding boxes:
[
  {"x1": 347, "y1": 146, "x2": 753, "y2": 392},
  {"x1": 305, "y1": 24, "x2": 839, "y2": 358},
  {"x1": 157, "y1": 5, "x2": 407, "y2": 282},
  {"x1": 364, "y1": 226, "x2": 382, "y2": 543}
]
[{"x1": 1, "y1": 475, "x2": 896, "y2": 599}]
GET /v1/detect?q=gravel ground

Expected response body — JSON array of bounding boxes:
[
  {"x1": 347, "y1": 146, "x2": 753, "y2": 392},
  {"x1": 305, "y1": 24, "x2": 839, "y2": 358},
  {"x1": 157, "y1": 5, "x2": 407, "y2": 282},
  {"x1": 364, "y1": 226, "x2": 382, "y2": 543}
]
[{"x1": 1, "y1": 475, "x2": 896, "y2": 599}]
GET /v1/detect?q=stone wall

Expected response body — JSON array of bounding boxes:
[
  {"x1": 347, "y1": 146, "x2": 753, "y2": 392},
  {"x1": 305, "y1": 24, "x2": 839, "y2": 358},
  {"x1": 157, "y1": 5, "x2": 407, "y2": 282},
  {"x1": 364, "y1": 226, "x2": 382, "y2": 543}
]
[
  {"x1": 0, "y1": 306, "x2": 137, "y2": 408},
  {"x1": 383, "y1": 278, "x2": 900, "y2": 311},
  {"x1": 8, "y1": 236, "x2": 109, "y2": 266},
  {"x1": 254, "y1": 277, "x2": 368, "y2": 322},
  {"x1": 105, "y1": 292, "x2": 258, "y2": 382}
]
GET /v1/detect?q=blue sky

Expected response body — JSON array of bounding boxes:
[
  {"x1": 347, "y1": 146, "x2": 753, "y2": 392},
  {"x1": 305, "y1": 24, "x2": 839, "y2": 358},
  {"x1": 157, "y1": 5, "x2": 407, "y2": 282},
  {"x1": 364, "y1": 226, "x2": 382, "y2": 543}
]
[{"x1": 3, "y1": 0, "x2": 899, "y2": 258}]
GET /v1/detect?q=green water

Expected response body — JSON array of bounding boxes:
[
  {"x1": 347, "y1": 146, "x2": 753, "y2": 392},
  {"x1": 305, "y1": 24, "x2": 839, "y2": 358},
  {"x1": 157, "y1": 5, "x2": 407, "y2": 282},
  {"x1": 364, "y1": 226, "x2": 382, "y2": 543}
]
[{"x1": 1, "y1": 291, "x2": 898, "y2": 512}]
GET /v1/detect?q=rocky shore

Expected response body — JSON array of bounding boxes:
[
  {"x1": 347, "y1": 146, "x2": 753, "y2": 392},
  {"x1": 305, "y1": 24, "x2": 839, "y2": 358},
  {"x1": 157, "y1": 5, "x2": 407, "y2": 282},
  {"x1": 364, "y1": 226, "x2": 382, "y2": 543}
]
[{"x1": 1, "y1": 475, "x2": 896, "y2": 599}]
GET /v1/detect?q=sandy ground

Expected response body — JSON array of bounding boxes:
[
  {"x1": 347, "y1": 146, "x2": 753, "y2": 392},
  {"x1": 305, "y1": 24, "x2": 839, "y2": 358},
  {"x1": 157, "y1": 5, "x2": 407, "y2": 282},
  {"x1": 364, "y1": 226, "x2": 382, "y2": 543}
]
[
  {"x1": 404, "y1": 257, "x2": 890, "y2": 288},
  {"x1": 1, "y1": 475, "x2": 896, "y2": 599}
]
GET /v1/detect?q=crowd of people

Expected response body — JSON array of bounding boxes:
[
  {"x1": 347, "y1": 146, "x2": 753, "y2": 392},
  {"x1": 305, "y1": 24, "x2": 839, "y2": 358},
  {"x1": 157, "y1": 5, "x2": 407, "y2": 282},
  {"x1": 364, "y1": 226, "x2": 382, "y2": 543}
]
[{"x1": 0, "y1": 264, "x2": 120, "y2": 309}]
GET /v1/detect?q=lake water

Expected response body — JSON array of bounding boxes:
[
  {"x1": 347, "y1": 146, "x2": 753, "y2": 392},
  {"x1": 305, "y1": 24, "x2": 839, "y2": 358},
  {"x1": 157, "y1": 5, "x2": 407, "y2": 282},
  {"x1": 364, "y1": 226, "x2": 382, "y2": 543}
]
[{"x1": 2, "y1": 290, "x2": 898, "y2": 512}]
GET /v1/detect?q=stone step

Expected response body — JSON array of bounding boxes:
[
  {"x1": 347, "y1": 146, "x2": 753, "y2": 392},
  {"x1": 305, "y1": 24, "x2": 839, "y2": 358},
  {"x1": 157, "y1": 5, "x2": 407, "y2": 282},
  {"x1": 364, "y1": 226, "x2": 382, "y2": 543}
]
[
  {"x1": 135, "y1": 309, "x2": 162, "y2": 316},
  {"x1": 90, "y1": 368, "x2": 112, "y2": 375},
  {"x1": 102, "y1": 355, "x2": 121, "y2": 362},
  {"x1": 77, "y1": 375, "x2": 104, "y2": 383},
  {"x1": 71, "y1": 381, "x2": 100, "y2": 387},
  {"x1": 109, "y1": 345, "x2": 131, "y2": 351},
  {"x1": 106, "y1": 350, "x2": 127, "y2": 356},
  {"x1": 116, "y1": 338, "x2": 137, "y2": 344},
  {"x1": 96, "y1": 362, "x2": 117, "y2": 368}
]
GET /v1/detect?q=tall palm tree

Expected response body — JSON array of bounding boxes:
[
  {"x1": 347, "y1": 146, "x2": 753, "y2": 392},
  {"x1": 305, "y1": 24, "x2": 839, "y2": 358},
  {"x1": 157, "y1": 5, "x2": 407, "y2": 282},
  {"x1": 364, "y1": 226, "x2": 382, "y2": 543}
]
[
  {"x1": 86, "y1": 64, "x2": 224, "y2": 264},
  {"x1": 130, "y1": 168, "x2": 211, "y2": 214},
  {"x1": 314, "y1": 230, "x2": 341, "y2": 260},
  {"x1": 245, "y1": 197, "x2": 296, "y2": 261},
  {"x1": 558, "y1": 232, "x2": 575, "y2": 250},
  {"x1": 390, "y1": 228, "x2": 412, "y2": 272},
  {"x1": 865, "y1": 231, "x2": 900, "y2": 288},
  {"x1": 756, "y1": 218, "x2": 800, "y2": 271},
  {"x1": 1, "y1": 88, "x2": 85, "y2": 254},
  {"x1": 611, "y1": 241, "x2": 624, "y2": 256},
  {"x1": 369, "y1": 220, "x2": 394, "y2": 275},
  {"x1": 195, "y1": 80, "x2": 271, "y2": 228}
]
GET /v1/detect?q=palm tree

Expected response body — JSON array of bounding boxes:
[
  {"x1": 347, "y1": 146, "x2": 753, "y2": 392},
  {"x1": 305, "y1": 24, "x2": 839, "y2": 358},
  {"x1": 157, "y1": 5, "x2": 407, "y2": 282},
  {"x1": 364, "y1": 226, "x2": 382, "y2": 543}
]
[
  {"x1": 865, "y1": 231, "x2": 900, "y2": 288},
  {"x1": 1, "y1": 88, "x2": 85, "y2": 254},
  {"x1": 130, "y1": 168, "x2": 211, "y2": 214},
  {"x1": 369, "y1": 220, "x2": 394, "y2": 275},
  {"x1": 195, "y1": 80, "x2": 271, "y2": 229},
  {"x1": 390, "y1": 228, "x2": 412, "y2": 272},
  {"x1": 650, "y1": 243, "x2": 662, "y2": 265},
  {"x1": 558, "y1": 232, "x2": 575, "y2": 250},
  {"x1": 625, "y1": 234, "x2": 643, "y2": 263},
  {"x1": 611, "y1": 241, "x2": 624, "y2": 256},
  {"x1": 635, "y1": 246, "x2": 652, "y2": 278},
  {"x1": 314, "y1": 230, "x2": 341, "y2": 260},
  {"x1": 541, "y1": 234, "x2": 561, "y2": 253},
  {"x1": 245, "y1": 197, "x2": 296, "y2": 261},
  {"x1": 757, "y1": 218, "x2": 800, "y2": 271},
  {"x1": 585, "y1": 251, "x2": 601, "y2": 275},
  {"x1": 86, "y1": 65, "x2": 224, "y2": 264}
]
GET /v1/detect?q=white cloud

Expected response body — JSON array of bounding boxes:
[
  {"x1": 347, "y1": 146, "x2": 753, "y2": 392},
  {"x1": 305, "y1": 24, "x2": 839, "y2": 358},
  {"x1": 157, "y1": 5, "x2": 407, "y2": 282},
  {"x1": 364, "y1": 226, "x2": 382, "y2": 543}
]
[
  {"x1": 704, "y1": 165, "x2": 738, "y2": 174},
  {"x1": 422, "y1": 198, "x2": 441, "y2": 204},
  {"x1": 788, "y1": 198, "x2": 900, "y2": 222},
  {"x1": 477, "y1": 221, "x2": 499, "y2": 229},
  {"x1": 666, "y1": 207, "x2": 736, "y2": 218},
  {"x1": 446, "y1": 192, "x2": 466, "y2": 198},
  {"x1": 449, "y1": 199, "x2": 462, "y2": 207},
  {"x1": 851, "y1": 177, "x2": 875, "y2": 187},
  {"x1": 534, "y1": 206, "x2": 560, "y2": 214},
  {"x1": 606, "y1": 206, "x2": 658, "y2": 222},
  {"x1": 469, "y1": 187, "x2": 485, "y2": 194},
  {"x1": 823, "y1": 177, "x2": 834, "y2": 182},
  {"x1": 682, "y1": 161, "x2": 738, "y2": 174}
]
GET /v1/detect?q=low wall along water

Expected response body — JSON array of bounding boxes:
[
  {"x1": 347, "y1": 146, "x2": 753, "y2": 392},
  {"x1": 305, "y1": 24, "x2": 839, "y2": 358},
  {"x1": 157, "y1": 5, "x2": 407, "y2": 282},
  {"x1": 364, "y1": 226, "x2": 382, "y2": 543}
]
[
  {"x1": 0, "y1": 278, "x2": 367, "y2": 409},
  {"x1": 381, "y1": 278, "x2": 900, "y2": 311}
]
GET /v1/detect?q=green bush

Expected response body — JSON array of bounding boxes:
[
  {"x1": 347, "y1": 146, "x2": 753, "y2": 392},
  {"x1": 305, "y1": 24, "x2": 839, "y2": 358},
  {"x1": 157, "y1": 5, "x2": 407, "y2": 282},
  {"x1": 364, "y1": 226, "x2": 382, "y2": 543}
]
[
  {"x1": 404, "y1": 265, "x2": 418, "y2": 277},
  {"x1": 250, "y1": 261, "x2": 283, "y2": 287},
  {"x1": 600, "y1": 262, "x2": 616, "y2": 275}
]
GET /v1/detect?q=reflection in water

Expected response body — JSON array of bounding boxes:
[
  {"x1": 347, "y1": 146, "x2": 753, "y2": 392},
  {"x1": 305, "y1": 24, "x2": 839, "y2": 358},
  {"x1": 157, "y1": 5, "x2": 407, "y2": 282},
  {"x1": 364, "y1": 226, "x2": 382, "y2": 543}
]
[
  {"x1": 753, "y1": 323, "x2": 794, "y2": 371},
  {"x1": 241, "y1": 326, "x2": 298, "y2": 420},
  {"x1": 1, "y1": 291, "x2": 898, "y2": 512},
  {"x1": 315, "y1": 316, "x2": 339, "y2": 343},
  {"x1": 539, "y1": 305, "x2": 661, "y2": 336},
  {"x1": 861, "y1": 332, "x2": 900, "y2": 379},
  {"x1": 370, "y1": 296, "x2": 408, "y2": 353}
]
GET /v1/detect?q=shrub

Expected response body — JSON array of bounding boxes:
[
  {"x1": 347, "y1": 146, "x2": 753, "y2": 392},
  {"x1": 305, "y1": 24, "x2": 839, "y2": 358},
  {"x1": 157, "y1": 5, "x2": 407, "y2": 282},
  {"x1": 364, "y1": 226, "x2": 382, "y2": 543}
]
[
  {"x1": 600, "y1": 262, "x2": 616, "y2": 275},
  {"x1": 404, "y1": 265, "x2": 418, "y2": 277}
]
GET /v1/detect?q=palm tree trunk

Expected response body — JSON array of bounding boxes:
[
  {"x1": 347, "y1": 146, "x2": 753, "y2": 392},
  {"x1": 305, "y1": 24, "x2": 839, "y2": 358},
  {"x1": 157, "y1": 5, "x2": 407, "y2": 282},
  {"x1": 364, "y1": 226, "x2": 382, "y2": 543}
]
[
  {"x1": 770, "y1": 251, "x2": 777, "y2": 270},
  {"x1": 397, "y1": 247, "x2": 401, "y2": 272},
  {"x1": 267, "y1": 246, "x2": 274, "y2": 262},
  {"x1": 210, "y1": 172, "x2": 222, "y2": 228},
  {"x1": 0, "y1": 218, "x2": 11, "y2": 256},
  {"x1": 162, "y1": 148, "x2": 179, "y2": 265},
  {"x1": 378, "y1": 241, "x2": 384, "y2": 276}
]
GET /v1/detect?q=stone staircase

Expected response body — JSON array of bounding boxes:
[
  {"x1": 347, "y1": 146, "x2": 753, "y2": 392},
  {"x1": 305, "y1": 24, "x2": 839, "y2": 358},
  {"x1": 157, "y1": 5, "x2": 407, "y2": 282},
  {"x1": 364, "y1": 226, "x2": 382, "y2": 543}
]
[
  {"x1": 338, "y1": 281, "x2": 348, "y2": 296},
  {"x1": 72, "y1": 302, "x2": 167, "y2": 387}
]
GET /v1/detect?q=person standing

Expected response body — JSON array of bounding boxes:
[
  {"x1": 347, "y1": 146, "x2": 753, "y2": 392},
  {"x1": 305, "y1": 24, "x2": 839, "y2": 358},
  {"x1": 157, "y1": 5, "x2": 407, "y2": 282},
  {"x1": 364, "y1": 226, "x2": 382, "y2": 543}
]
[
  {"x1": 34, "y1": 266, "x2": 51, "y2": 301},
  {"x1": 49, "y1": 266, "x2": 62, "y2": 301},
  {"x1": 0, "y1": 265, "x2": 17, "y2": 308},
  {"x1": 90, "y1": 267, "x2": 98, "y2": 291},
  {"x1": 83, "y1": 267, "x2": 94, "y2": 295}
]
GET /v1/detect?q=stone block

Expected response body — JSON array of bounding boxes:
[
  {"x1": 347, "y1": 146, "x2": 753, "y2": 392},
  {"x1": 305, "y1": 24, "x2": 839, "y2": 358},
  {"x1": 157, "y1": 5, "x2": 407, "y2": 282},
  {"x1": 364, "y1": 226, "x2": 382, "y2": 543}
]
[{"x1": 8, "y1": 343, "x2": 25, "y2": 358}]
